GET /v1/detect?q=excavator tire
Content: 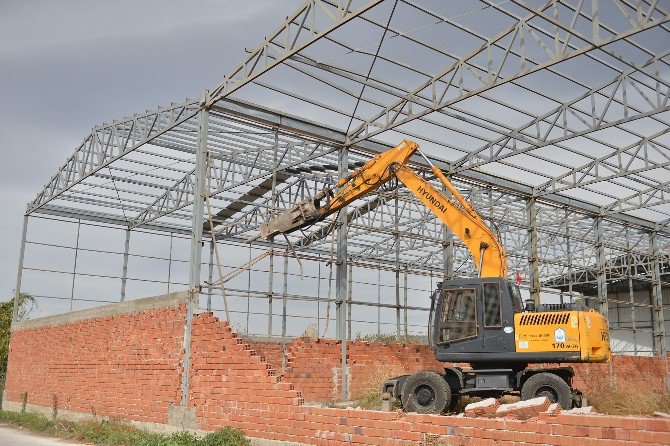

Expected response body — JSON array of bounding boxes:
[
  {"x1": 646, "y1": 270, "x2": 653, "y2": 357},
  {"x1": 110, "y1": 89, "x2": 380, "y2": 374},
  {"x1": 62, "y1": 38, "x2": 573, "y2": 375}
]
[
  {"x1": 521, "y1": 372, "x2": 572, "y2": 409},
  {"x1": 401, "y1": 371, "x2": 451, "y2": 414}
]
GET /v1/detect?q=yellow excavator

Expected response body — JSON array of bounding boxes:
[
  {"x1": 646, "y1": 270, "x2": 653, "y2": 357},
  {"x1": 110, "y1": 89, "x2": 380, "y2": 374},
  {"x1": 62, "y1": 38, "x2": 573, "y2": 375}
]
[{"x1": 260, "y1": 140, "x2": 610, "y2": 412}]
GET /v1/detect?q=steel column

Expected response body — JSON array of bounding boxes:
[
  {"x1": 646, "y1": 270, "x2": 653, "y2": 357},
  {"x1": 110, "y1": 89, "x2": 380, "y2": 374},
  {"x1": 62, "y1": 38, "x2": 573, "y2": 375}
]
[
  {"x1": 69, "y1": 219, "x2": 81, "y2": 312},
  {"x1": 595, "y1": 216, "x2": 609, "y2": 319},
  {"x1": 268, "y1": 128, "x2": 279, "y2": 336},
  {"x1": 181, "y1": 97, "x2": 209, "y2": 407},
  {"x1": 120, "y1": 227, "x2": 130, "y2": 302},
  {"x1": 281, "y1": 249, "x2": 289, "y2": 372},
  {"x1": 11, "y1": 215, "x2": 29, "y2": 323},
  {"x1": 395, "y1": 189, "x2": 401, "y2": 340},
  {"x1": 207, "y1": 240, "x2": 214, "y2": 311},
  {"x1": 527, "y1": 197, "x2": 540, "y2": 307},
  {"x1": 650, "y1": 229, "x2": 667, "y2": 356},
  {"x1": 335, "y1": 146, "x2": 348, "y2": 401}
]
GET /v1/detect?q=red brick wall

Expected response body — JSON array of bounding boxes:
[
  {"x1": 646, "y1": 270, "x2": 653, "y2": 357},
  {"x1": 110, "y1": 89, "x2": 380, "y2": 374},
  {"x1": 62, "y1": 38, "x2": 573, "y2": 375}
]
[
  {"x1": 253, "y1": 336, "x2": 669, "y2": 402},
  {"x1": 571, "y1": 355, "x2": 668, "y2": 393},
  {"x1": 4, "y1": 306, "x2": 185, "y2": 423},
  {"x1": 188, "y1": 313, "x2": 302, "y2": 431},
  {"x1": 5, "y1": 300, "x2": 670, "y2": 445}
]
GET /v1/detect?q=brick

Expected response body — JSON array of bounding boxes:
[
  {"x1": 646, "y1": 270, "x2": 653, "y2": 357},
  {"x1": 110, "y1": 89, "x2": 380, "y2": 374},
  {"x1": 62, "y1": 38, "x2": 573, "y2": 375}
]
[
  {"x1": 495, "y1": 396, "x2": 551, "y2": 419},
  {"x1": 464, "y1": 398, "x2": 499, "y2": 417}
]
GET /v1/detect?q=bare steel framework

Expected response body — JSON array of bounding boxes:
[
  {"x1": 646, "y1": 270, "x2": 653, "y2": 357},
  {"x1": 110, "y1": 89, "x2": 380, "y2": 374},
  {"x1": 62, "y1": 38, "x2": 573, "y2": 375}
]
[{"x1": 13, "y1": 1, "x2": 670, "y2": 403}]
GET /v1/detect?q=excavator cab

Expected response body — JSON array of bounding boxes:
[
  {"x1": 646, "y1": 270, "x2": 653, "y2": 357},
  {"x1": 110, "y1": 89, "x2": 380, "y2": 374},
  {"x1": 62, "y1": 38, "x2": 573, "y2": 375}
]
[
  {"x1": 429, "y1": 278, "x2": 524, "y2": 365},
  {"x1": 429, "y1": 277, "x2": 611, "y2": 365}
]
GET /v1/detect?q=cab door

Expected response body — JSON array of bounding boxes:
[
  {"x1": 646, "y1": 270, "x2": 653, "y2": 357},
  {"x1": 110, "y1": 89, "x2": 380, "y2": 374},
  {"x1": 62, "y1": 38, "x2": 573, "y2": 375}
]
[{"x1": 481, "y1": 281, "x2": 515, "y2": 353}]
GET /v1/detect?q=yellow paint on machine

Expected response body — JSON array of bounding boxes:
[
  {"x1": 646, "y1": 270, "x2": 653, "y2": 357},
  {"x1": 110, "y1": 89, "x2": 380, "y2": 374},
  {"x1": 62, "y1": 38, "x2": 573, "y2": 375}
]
[{"x1": 513, "y1": 310, "x2": 611, "y2": 362}]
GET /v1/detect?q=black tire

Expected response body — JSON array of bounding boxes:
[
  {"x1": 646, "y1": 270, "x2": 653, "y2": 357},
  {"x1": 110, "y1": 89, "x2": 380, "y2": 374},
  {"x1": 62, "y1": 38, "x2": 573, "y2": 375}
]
[
  {"x1": 401, "y1": 371, "x2": 451, "y2": 414},
  {"x1": 521, "y1": 372, "x2": 572, "y2": 409}
]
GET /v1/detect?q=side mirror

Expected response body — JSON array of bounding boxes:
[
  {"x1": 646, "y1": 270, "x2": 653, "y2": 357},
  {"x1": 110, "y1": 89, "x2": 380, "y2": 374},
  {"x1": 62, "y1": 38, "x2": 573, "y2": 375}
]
[{"x1": 524, "y1": 299, "x2": 536, "y2": 312}]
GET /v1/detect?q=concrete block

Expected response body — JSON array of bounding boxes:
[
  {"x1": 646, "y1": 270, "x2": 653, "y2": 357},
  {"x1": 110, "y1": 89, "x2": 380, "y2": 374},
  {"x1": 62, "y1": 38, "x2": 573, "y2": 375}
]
[
  {"x1": 168, "y1": 405, "x2": 196, "y2": 429},
  {"x1": 464, "y1": 398, "x2": 499, "y2": 417}
]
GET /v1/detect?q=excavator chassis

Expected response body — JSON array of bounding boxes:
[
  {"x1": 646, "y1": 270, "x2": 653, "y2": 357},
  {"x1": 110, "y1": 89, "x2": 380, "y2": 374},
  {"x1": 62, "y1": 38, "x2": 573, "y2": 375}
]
[{"x1": 381, "y1": 365, "x2": 587, "y2": 414}]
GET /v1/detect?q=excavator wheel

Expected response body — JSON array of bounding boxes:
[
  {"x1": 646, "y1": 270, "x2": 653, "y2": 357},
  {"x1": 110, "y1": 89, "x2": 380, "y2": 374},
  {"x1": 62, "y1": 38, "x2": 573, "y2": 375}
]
[
  {"x1": 401, "y1": 371, "x2": 451, "y2": 414},
  {"x1": 521, "y1": 372, "x2": 572, "y2": 409}
]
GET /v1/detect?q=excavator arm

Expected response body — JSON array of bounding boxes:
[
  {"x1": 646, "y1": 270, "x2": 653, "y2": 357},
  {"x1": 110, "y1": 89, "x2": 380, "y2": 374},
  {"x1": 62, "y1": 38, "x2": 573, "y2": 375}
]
[{"x1": 259, "y1": 140, "x2": 507, "y2": 278}]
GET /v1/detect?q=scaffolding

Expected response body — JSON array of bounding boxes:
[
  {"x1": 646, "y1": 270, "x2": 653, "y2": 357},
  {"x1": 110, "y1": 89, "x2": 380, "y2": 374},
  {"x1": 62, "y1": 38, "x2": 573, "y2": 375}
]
[{"x1": 12, "y1": 0, "x2": 670, "y2": 403}]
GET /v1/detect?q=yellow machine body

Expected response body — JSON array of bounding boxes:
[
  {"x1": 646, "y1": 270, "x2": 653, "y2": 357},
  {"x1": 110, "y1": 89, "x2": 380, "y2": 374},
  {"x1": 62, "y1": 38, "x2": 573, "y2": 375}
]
[{"x1": 514, "y1": 310, "x2": 611, "y2": 362}]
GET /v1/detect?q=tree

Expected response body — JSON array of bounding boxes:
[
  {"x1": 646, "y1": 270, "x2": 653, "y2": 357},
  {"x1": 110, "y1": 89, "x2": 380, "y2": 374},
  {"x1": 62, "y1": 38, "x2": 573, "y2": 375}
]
[{"x1": 0, "y1": 293, "x2": 36, "y2": 380}]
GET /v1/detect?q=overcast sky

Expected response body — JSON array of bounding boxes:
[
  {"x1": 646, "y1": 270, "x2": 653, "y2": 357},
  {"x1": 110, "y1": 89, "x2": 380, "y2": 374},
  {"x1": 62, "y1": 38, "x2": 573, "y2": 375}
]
[{"x1": 0, "y1": 0, "x2": 304, "y2": 307}]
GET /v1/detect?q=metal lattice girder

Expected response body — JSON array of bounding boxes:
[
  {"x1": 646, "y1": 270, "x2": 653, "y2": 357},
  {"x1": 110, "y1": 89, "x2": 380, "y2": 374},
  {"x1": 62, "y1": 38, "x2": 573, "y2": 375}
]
[
  {"x1": 452, "y1": 50, "x2": 670, "y2": 172},
  {"x1": 206, "y1": 0, "x2": 385, "y2": 106},
  {"x1": 131, "y1": 136, "x2": 337, "y2": 228},
  {"x1": 346, "y1": 0, "x2": 670, "y2": 144},
  {"x1": 27, "y1": 100, "x2": 201, "y2": 214}
]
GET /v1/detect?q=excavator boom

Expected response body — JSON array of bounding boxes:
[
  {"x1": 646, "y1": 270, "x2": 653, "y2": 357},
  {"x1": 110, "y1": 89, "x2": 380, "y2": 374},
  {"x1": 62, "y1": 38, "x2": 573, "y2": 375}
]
[{"x1": 259, "y1": 140, "x2": 506, "y2": 278}]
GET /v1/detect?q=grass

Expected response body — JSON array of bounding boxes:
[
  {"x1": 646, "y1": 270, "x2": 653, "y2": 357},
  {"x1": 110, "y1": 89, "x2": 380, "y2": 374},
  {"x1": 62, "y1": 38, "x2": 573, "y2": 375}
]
[
  {"x1": 0, "y1": 410, "x2": 249, "y2": 446},
  {"x1": 585, "y1": 375, "x2": 670, "y2": 416},
  {"x1": 350, "y1": 363, "x2": 410, "y2": 410}
]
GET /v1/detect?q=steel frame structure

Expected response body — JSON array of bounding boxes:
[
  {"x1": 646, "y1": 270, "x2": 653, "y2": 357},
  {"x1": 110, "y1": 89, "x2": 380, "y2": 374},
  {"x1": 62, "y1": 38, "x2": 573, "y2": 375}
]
[{"x1": 13, "y1": 0, "x2": 670, "y2": 403}]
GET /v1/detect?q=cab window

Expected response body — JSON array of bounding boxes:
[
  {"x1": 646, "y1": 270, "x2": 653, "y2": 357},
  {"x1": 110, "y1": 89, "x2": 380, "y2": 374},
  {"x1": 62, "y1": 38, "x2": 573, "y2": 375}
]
[
  {"x1": 509, "y1": 284, "x2": 524, "y2": 313},
  {"x1": 483, "y1": 282, "x2": 502, "y2": 327},
  {"x1": 438, "y1": 288, "x2": 477, "y2": 343}
]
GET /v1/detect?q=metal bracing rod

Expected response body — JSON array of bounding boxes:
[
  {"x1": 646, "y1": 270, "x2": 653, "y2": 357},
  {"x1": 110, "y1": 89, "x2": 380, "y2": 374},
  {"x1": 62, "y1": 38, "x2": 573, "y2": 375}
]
[
  {"x1": 207, "y1": 0, "x2": 385, "y2": 105},
  {"x1": 120, "y1": 227, "x2": 130, "y2": 302},
  {"x1": 181, "y1": 95, "x2": 209, "y2": 407}
]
